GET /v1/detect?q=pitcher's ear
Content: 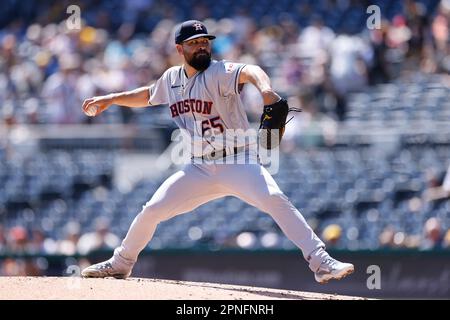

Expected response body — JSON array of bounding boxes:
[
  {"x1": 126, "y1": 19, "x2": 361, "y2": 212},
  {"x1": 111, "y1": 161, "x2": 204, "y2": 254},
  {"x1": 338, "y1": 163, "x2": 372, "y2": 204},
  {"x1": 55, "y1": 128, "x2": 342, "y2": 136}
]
[{"x1": 175, "y1": 44, "x2": 183, "y2": 55}]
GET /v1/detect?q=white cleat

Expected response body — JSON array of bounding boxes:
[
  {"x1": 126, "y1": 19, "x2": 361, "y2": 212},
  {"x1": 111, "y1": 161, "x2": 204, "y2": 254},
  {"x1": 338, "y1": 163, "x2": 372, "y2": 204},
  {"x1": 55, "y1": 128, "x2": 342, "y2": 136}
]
[
  {"x1": 81, "y1": 260, "x2": 131, "y2": 279},
  {"x1": 314, "y1": 257, "x2": 354, "y2": 284}
]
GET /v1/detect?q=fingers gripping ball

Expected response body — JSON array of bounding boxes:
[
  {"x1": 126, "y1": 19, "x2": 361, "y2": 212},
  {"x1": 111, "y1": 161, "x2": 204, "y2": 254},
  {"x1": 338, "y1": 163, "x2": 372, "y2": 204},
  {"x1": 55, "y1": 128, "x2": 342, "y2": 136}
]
[
  {"x1": 259, "y1": 98, "x2": 300, "y2": 149},
  {"x1": 85, "y1": 105, "x2": 98, "y2": 117}
]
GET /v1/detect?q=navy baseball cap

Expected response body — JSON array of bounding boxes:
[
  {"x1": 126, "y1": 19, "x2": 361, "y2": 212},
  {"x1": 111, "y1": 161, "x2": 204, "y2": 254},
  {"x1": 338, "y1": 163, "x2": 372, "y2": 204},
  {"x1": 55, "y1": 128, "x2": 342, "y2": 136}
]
[{"x1": 175, "y1": 20, "x2": 216, "y2": 44}]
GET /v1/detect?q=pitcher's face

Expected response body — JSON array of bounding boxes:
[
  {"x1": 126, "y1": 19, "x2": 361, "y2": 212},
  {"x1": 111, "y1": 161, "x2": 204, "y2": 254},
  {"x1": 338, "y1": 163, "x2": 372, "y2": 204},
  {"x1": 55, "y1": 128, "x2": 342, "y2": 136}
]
[{"x1": 177, "y1": 37, "x2": 212, "y2": 71}]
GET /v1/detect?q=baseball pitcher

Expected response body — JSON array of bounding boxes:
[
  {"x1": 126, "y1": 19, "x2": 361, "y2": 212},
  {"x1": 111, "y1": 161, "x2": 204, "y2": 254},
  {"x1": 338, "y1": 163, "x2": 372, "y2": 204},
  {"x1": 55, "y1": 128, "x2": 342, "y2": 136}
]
[{"x1": 81, "y1": 20, "x2": 354, "y2": 284}]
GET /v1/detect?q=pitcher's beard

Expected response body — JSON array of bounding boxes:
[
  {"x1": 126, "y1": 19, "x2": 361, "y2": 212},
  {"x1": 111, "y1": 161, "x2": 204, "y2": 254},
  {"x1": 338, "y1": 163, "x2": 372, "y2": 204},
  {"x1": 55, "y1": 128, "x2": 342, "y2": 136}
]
[{"x1": 187, "y1": 52, "x2": 211, "y2": 71}]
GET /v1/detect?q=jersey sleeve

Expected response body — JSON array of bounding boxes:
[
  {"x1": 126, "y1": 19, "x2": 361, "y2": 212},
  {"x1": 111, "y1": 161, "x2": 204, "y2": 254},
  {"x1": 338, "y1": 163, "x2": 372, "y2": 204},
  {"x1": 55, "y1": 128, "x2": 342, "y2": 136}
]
[
  {"x1": 148, "y1": 71, "x2": 170, "y2": 106},
  {"x1": 216, "y1": 61, "x2": 246, "y2": 96}
]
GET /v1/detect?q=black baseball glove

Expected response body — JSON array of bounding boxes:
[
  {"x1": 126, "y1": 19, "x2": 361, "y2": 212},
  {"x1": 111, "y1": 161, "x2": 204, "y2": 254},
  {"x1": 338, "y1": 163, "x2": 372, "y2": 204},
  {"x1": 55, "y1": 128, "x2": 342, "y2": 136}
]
[{"x1": 258, "y1": 98, "x2": 301, "y2": 149}]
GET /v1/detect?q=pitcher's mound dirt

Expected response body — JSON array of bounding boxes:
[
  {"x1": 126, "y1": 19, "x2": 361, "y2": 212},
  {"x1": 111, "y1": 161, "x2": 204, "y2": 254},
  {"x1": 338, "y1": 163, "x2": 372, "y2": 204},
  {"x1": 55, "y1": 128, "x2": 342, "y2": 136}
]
[{"x1": 0, "y1": 277, "x2": 366, "y2": 300}]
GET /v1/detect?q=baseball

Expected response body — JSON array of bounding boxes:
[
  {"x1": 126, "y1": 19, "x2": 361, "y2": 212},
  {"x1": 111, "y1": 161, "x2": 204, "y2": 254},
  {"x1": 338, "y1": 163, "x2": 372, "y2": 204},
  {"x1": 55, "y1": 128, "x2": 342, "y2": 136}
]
[{"x1": 85, "y1": 105, "x2": 98, "y2": 117}]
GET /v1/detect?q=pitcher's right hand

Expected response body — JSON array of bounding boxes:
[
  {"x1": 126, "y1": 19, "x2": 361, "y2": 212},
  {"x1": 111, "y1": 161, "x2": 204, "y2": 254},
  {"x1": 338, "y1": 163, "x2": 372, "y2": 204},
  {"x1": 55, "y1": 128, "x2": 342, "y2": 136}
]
[{"x1": 82, "y1": 95, "x2": 113, "y2": 117}]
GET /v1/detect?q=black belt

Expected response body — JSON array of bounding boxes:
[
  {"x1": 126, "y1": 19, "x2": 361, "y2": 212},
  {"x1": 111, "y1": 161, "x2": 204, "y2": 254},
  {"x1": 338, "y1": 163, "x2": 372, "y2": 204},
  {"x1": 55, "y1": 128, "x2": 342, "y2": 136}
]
[{"x1": 197, "y1": 146, "x2": 245, "y2": 161}]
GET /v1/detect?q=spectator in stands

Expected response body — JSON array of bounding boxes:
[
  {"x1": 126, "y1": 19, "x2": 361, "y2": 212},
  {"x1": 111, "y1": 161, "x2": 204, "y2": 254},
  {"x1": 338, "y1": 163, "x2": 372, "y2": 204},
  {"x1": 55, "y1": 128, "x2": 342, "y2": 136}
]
[
  {"x1": 431, "y1": 0, "x2": 450, "y2": 73},
  {"x1": 328, "y1": 27, "x2": 371, "y2": 120},
  {"x1": 387, "y1": 15, "x2": 412, "y2": 62},
  {"x1": 283, "y1": 91, "x2": 337, "y2": 150},
  {"x1": 368, "y1": 20, "x2": 391, "y2": 84},
  {"x1": 443, "y1": 228, "x2": 450, "y2": 248},
  {"x1": 379, "y1": 225, "x2": 417, "y2": 249},
  {"x1": 379, "y1": 225, "x2": 396, "y2": 248},
  {"x1": 280, "y1": 56, "x2": 304, "y2": 91},
  {"x1": 403, "y1": 0, "x2": 430, "y2": 63},
  {"x1": 420, "y1": 217, "x2": 444, "y2": 250},
  {"x1": 0, "y1": 224, "x2": 7, "y2": 253},
  {"x1": 27, "y1": 229, "x2": 56, "y2": 255},
  {"x1": 422, "y1": 165, "x2": 450, "y2": 202},
  {"x1": 0, "y1": 258, "x2": 25, "y2": 276},
  {"x1": 23, "y1": 259, "x2": 44, "y2": 276},
  {"x1": 42, "y1": 54, "x2": 83, "y2": 124},
  {"x1": 321, "y1": 224, "x2": 342, "y2": 248},
  {"x1": 77, "y1": 217, "x2": 120, "y2": 255},
  {"x1": 58, "y1": 221, "x2": 82, "y2": 256},
  {"x1": 7, "y1": 226, "x2": 28, "y2": 254},
  {"x1": 298, "y1": 14, "x2": 335, "y2": 59},
  {"x1": 0, "y1": 257, "x2": 43, "y2": 276}
]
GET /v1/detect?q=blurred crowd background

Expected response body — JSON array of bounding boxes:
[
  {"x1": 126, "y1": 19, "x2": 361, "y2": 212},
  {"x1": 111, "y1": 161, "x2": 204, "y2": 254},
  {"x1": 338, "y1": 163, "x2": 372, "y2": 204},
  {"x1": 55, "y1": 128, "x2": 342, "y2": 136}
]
[
  {"x1": 1, "y1": 0, "x2": 449, "y2": 125},
  {"x1": 0, "y1": 0, "x2": 450, "y2": 276}
]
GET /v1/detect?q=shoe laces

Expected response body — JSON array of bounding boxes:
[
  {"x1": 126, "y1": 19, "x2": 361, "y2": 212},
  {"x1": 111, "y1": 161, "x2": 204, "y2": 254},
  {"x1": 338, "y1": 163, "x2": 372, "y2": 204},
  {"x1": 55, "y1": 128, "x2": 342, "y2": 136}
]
[
  {"x1": 97, "y1": 262, "x2": 113, "y2": 270},
  {"x1": 321, "y1": 257, "x2": 338, "y2": 269}
]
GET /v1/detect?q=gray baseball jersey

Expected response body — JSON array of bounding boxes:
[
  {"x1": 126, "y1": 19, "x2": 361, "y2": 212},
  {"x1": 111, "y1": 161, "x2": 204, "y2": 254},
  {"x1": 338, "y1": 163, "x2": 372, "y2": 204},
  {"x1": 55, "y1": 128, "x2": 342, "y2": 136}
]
[{"x1": 148, "y1": 60, "x2": 251, "y2": 156}]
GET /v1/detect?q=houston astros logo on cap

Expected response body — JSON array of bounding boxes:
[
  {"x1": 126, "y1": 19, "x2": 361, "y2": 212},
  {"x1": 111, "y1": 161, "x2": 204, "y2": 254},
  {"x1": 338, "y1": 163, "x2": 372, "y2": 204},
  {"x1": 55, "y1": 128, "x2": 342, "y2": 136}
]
[
  {"x1": 175, "y1": 20, "x2": 216, "y2": 44},
  {"x1": 193, "y1": 23, "x2": 203, "y2": 31}
]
